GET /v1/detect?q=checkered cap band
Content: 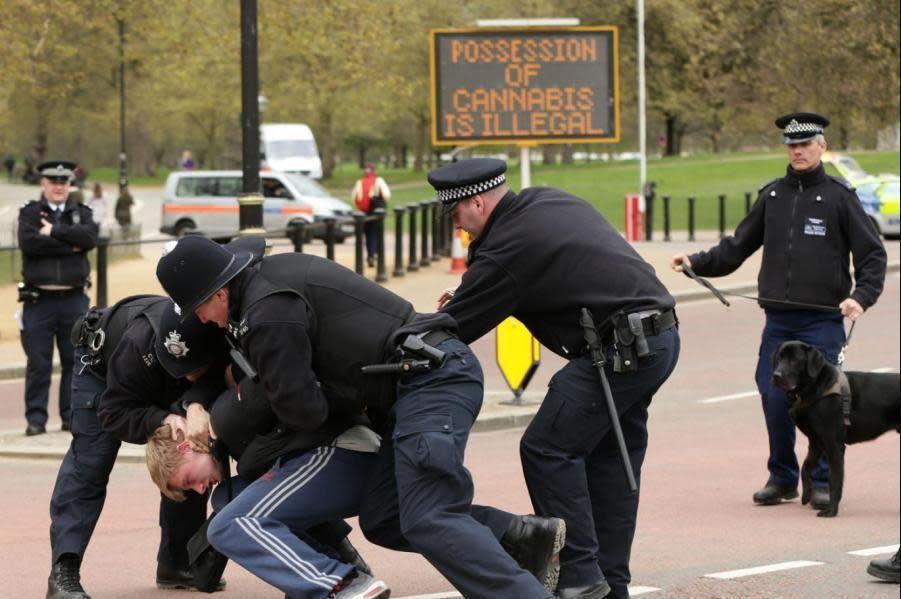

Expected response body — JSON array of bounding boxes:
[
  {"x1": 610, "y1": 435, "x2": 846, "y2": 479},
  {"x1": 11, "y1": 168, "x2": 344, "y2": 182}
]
[
  {"x1": 436, "y1": 174, "x2": 506, "y2": 203},
  {"x1": 784, "y1": 119, "x2": 823, "y2": 135}
]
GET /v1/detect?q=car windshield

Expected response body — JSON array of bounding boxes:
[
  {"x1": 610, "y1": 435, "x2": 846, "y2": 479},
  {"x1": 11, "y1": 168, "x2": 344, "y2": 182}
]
[
  {"x1": 832, "y1": 155, "x2": 868, "y2": 180},
  {"x1": 883, "y1": 181, "x2": 900, "y2": 196},
  {"x1": 285, "y1": 173, "x2": 331, "y2": 198},
  {"x1": 267, "y1": 140, "x2": 318, "y2": 160}
]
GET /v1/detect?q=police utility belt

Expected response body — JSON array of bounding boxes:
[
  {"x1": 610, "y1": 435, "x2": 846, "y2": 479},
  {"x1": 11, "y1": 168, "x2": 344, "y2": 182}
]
[
  {"x1": 70, "y1": 307, "x2": 109, "y2": 374},
  {"x1": 362, "y1": 330, "x2": 454, "y2": 375},
  {"x1": 17, "y1": 282, "x2": 84, "y2": 303},
  {"x1": 596, "y1": 308, "x2": 677, "y2": 373}
]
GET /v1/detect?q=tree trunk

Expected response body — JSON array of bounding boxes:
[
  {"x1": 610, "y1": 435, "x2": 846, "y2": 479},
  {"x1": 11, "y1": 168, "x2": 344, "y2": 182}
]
[
  {"x1": 665, "y1": 115, "x2": 678, "y2": 157},
  {"x1": 413, "y1": 113, "x2": 427, "y2": 172},
  {"x1": 358, "y1": 147, "x2": 366, "y2": 169},
  {"x1": 319, "y1": 109, "x2": 336, "y2": 179},
  {"x1": 561, "y1": 144, "x2": 574, "y2": 164},
  {"x1": 542, "y1": 145, "x2": 556, "y2": 165}
]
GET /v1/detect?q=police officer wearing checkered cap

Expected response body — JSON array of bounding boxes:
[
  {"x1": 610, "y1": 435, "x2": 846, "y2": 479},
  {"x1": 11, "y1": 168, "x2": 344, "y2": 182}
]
[
  {"x1": 431, "y1": 158, "x2": 680, "y2": 599},
  {"x1": 671, "y1": 113, "x2": 887, "y2": 512},
  {"x1": 18, "y1": 161, "x2": 98, "y2": 437},
  {"x1": 47, "y1": 297, "x2": 227, "y2": 598}
]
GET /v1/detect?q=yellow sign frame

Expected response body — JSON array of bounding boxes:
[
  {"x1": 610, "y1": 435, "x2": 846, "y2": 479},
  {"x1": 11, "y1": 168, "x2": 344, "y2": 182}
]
[{"x1": 495, "y1": 316, "x2": 541, "y2": 396}]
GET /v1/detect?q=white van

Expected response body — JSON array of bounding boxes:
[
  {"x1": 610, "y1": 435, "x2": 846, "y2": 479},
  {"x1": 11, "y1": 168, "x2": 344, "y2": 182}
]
[
  {"x1": 160, "y1": 170, "x2": 354, "y2": 242},
  {"x1": 260, "y1": 123, "x2": 323, "y2": 180}
]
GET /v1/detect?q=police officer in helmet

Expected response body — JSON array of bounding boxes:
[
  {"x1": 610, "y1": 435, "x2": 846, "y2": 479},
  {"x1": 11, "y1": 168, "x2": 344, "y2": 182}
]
[
  {"x1": 47, "y1": 297, "x2": 226, "y2": 599},
  {"x1": 157, "y1": 235, "x2": 567, "y2": 598}
]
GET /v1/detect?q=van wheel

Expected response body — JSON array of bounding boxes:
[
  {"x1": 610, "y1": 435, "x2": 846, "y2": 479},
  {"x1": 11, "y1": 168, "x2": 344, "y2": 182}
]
[{"x1": 174, "y1": 221, "x2": 196, "y2": 237}]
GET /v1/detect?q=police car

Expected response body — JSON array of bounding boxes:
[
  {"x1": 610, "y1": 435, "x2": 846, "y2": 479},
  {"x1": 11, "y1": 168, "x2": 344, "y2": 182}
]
[
  {"x1": 160, "y1": 170, "x2": 354, "y2": 242},
  {"x1": 822, "y1": 152, "x2": 900, "y2": 240}
]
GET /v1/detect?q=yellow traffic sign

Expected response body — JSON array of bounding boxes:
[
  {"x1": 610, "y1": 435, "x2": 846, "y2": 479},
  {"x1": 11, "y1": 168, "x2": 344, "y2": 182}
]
[{"x1": 496, "y1": 317, "x2": 541, "y2": 398}]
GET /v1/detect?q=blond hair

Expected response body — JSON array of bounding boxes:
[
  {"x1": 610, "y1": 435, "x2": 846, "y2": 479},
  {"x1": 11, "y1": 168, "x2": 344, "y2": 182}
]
[{"x1": 146, "y1": 426, "x2": 186, "y2": 502}]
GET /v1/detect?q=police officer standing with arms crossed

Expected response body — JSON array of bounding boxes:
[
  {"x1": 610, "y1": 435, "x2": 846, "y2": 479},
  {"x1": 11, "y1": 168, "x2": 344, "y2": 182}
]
[
  {"x1": 18, "y1": 160, "x2": 98, "y2": 436},
  {"x1": 156, "y1": 235, "x2": 567, "y2": 598},
  {"x1": 430, "y1": 159, "x2": 681, "y2": 599},
  {"x1": 671, "y1": 112, "x2": 886, "y2": 511}
]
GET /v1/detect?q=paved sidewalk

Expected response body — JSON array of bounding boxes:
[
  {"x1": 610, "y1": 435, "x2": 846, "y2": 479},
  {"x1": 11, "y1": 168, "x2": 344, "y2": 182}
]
[{"x1": 1, "y1": 234, "x2": 896, "y2": 461}]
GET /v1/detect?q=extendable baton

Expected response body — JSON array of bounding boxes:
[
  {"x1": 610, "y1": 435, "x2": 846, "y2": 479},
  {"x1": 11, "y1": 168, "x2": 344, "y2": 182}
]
[{"x1": 580, "y1": 308, "x2": 639, "y2": 494}]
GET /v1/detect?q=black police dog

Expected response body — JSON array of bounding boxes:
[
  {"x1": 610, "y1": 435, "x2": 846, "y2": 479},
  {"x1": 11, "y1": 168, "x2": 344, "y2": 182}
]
[{"x1": 771, "y1": 341, "x2": 900, "y2": 517}]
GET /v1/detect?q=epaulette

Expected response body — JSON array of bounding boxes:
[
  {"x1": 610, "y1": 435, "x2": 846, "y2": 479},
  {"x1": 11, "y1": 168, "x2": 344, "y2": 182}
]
[
  {"x1": 827, "y1": 175, "x2": 855, "y2": 192},
  {"x1": 757, "y1": 178, "x2": 781, "y2": 194}
]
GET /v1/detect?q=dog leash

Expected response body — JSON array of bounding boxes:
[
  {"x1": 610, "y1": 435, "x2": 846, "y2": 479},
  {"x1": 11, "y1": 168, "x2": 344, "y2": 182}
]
[{"x1": 682, "y1": 263, "x2": 857, "y2": 363}]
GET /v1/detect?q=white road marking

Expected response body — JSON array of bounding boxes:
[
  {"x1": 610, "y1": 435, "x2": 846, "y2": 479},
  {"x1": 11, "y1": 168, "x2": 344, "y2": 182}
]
[
  {"x1": 869, "y1": 367, "x2": 895, "y2": 373},
  {"x1": 698, "y1": 390, "x2": 757, "y2": 404},
  {"x1": 629, "y1": 586, "x2": 662, "y2": 596},
  {"x1": 848, "y1": 544, "x2": 900, "y2": 556},
  {"x1": 705, "y1": 560, "x2": 823, "y2": 579}
]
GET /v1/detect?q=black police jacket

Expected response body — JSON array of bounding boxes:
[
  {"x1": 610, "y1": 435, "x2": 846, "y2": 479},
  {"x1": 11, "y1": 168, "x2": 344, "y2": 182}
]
[
  {"x1": 443, "y1": 188, "x2": 675, "y2": 358},
  {"x1": 18, "y1": 196, "x2": 98, "y2": 287},
  {"x1": 227, "y1": 253, "x2": 416, "y2": 434},
  {"x1": 688, "y1": 163, "x2": 887, "y2": 311},
  {"x1": 97, "y1": 312, "x2": 224, "y2": 445}
]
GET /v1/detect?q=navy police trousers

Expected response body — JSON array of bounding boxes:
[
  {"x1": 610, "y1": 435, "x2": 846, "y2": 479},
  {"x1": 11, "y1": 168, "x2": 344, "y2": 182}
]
[
  {"x1": 22, "y1": 291, "x2": 88, "y2": 428},
  {"x1": 520, "y1": 327, "x2": 680, "y2": 599},
  {"x1": 49, "y1": 350, "x2": 206, "y2": 568},
  {"x1": 755, "y1": 309, "x2": 844, "y2": 489},
  {"x1": 359, "y1": 338, "x2": 552, "y2": 598}
]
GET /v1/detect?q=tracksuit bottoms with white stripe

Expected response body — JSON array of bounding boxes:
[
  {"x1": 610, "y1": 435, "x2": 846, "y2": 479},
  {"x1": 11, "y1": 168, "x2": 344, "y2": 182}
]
[{"x1": 207, "y1": 446, "x2": 374, "y2": 598}]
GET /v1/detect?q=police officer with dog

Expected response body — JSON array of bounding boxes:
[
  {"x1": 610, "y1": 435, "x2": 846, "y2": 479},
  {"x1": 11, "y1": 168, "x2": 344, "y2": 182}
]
[
  {"x1": 430, "y1": 158, "x2": 681, "y2": 599},
  {"x1": 18, "y1": 160, "x2": 98, "y2": 436},
  {"x1": 156, "y1": 235, "x2": 566, "y2": 598},
  {"x1": 671, "y1": 112, "x2": 887, "y2": 511},
  {"x1": 46, "y1": 295, "x2": 225, "y2": 599}
]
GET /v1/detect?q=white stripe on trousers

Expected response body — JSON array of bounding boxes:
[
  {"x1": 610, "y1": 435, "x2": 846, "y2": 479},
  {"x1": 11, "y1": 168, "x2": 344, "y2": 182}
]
[
  {"x1": 248, "y1": 446, "x2": 334, "y2": 518},
  {"x1": 235, "y1": 516, "x2": 341, "y2": 589}
]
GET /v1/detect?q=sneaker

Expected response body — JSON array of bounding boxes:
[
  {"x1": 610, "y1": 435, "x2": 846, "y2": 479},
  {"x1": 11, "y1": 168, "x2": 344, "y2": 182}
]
[
  {"x1": 329, "y1": 570, "x2": 390, "y2": 598},
  {"x1": 47, "y1": 555, "x2": 90, "y2": 599},
  {"x1": 501, "y1": 514, "x2": 566, "y2": 592},
  {"x1": 867, "y1": 548, "x2": 900, "y2": 583}
]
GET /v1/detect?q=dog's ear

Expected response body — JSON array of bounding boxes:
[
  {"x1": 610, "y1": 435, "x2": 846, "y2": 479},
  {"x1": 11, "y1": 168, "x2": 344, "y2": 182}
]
[
  {"x1": 805, "y1": 345, "x2": 826, "y2": 379},
  {"x1": 773, "y1": 342, "x2": 786, "y2": 368}
]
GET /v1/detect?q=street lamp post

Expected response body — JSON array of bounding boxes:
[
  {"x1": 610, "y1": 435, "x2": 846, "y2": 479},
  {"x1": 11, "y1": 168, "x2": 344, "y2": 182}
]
[
  {"x1": 117, "y1": 17, "x2": 128, "y2": 196},
  {"x1": 238, "y1": 0, "x2": 265, "y2": 235}
]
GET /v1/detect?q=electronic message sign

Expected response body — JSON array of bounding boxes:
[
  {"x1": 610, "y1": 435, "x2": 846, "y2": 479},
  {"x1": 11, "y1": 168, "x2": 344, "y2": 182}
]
[{"x1": 430, "y1": 27, "x2": 619, "y2": 145}]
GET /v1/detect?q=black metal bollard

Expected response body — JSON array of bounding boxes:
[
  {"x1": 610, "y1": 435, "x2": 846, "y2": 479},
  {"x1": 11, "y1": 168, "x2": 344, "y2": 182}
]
[
  {"x1": 290, "y1": 222, "x2": 306, "y2": 253},
  {"x1": 644, "y1": 181, "x2": 656, "y2": 241},
  {"x1": 374, "y1": 208, "x2": 387, "y2": 282},
  {"x1": 324, "y1": 218, "x2": 336, "y2": 261},
  {"x1": 431, "y1": 200, "x2": 441, "y2": 261},
  {"x1": 420, "y1": 201, "x2": 431, "y2": 267},
  {"x1": 393, "y1": 206, "x2": 405, "y2": 277},
  {"x1": 687, "y1": 197, "x2": 696, "y2": 242},
  {"x1": 663, "y1": 195, "x2": 671, "y2": 242},
  {"x1": 407, "y1": 204, "x2": 419, "y2": 272},
  {"x1": 745, "y1": 191, "x2": 752, "y2": 215},
  {"x1": 353, "y1": 212, "x2": 365, "y2": 274},
  {"x1": 718, "y1": 194, "x2": 726, "y2": 239},
  {"x1": 95, "y1": 236, "x2": 110, "y2": 308}
]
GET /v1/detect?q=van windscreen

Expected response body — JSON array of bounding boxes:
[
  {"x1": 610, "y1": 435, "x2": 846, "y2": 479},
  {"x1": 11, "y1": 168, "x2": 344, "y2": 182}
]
[{"x1": 267, "y1": 140, "x2": 318, "y2": 159}]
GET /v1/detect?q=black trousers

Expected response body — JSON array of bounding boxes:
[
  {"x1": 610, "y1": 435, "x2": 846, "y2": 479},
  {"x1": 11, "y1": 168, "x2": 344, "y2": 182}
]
[{"x1": 520, "y1": 328, "x2": 680, "y2": 599}]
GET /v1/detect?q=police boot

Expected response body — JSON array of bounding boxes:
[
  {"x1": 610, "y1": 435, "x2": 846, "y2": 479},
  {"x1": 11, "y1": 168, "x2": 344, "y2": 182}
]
[
  {"x1": 809, "y1": 487, "x2": 830, "y2": 511},
  {"x1": 47, "y1": 554, "x2": 90, "y2": 599},
  {"x1": 867, "y1": 549, "x2": 900, "y2": 583},
  {"x1": 556, "y1": 580, "x2": 612, "y2": 599},
  {"x1": 333, "y1": 537, "x2": 373, "y2": 576},
  {"x1": 501, "y1": 514, "x2": 566, "y2": 592},
  {"x1": 752, "y1": 483, "x2": 798, "y2": 505},
  {"x1": 156, "y1": 563, "x2": 226, "y2": 591}
]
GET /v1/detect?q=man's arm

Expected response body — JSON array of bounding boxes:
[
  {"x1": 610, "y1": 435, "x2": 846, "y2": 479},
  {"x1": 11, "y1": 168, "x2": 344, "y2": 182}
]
[
  {"x1": 17, "y1": 204, "x2": 78, "y2": 256},
  {"x1": 442, "y1": 255, "x2": 519, "y2": 344},
  {"x1": 97, "y1": 335, "x2": 171, "y2": 444},
  {"x1": 50, "y1": 205, "x2": 99, "y2": 250},
  {"x1": 686, "y1": 194, "x2": 766, "y2": 277},
  {"x1": 844, "y1": 191, "x2": 887, "y2": 311}
]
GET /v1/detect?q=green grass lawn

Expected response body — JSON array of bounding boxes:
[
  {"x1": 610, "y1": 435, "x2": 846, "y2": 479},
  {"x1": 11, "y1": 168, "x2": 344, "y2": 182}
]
[{"x1": 357, "y1": 150, "x2": 900, "y2": 232}]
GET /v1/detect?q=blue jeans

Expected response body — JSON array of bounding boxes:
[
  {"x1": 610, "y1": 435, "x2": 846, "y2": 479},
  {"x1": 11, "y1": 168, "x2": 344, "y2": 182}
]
[{"x1": 755, "y1": 309, "x2": 844, "y2": 488}]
